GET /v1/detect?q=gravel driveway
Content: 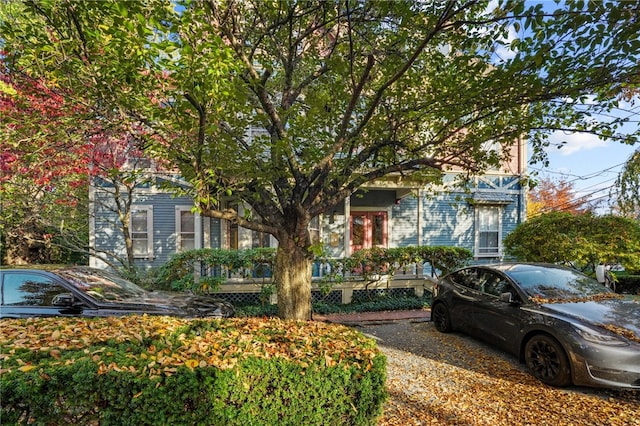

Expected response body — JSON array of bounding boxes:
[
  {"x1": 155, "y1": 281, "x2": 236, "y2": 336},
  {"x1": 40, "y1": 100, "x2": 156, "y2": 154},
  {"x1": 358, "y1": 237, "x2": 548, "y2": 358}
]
[{"x1": 357, "y1": 320, "x2": 640, "y2": 426}]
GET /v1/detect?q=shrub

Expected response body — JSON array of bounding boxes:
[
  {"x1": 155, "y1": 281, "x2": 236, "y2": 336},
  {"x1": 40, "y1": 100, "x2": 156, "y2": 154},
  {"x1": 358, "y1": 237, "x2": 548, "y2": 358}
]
[
  {"x1": 1, "y1": 316, "x2": 386, "y2": 425},
  {"x1": 235, "y1": 294, "x2": 432, "y2": 317},
  {"x1": 156, "y1": 248, "x2": 276, "y2": 294},
  {"x1": 615, "y1": 273, "x2": 640, "y2": 295},
  {"x1": 345, "y1": 246, "x2": 472, "y2": 281},
  {"x1": 504, "y1": 212, "x2": 640, "y2": 272},
  {"x1": 151, "y1": 246, "x2": 470, "y2": 300}
]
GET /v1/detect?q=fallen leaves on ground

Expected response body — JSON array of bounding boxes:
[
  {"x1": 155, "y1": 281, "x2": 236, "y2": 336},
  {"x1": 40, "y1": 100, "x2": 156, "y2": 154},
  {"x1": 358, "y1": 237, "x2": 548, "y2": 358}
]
[{"x1": 367, "y1": 322, "x2": 640, "y2": 426}]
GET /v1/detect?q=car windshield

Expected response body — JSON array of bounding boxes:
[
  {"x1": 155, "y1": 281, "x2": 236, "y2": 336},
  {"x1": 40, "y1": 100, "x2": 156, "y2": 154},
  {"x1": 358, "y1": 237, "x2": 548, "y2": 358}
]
[
  {"x1": 502, "y1": 265, "x2": 612, "y2": 301},
  {"x1": 56, "y1": 268, "x2": 147, "y2": 301}
]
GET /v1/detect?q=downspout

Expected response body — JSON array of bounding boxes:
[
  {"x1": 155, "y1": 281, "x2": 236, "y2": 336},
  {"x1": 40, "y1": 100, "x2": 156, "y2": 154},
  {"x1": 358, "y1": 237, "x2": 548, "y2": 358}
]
[
  {"x1": 195, "y1": 212, "x2": 203, "y2": 250},
  {"x1": 203, "y1": 216, "x2": 211, "y2": 248}
]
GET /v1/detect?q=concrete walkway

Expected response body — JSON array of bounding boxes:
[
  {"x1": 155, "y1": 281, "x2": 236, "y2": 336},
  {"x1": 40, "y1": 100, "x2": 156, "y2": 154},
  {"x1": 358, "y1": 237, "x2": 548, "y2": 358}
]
[{"x1": 313, "y1": 309, "x2": 431, "y2": 325}]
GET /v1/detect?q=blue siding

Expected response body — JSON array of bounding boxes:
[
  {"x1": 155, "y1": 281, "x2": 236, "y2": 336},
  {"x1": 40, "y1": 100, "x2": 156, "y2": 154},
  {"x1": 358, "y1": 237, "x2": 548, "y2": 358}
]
[
  {"x1": 389, "y1": 185, "x2": 524, "y2": 258},
  {"x1": 390, "y1": 197, "x2": 418, "y2": 247},
  {"x1": 93, "y1": 192, "x2": 126, "y2": 262},
  {"x1": 421, "y1": 193, "x2": 474, "y2": 248},
  {"x1": 151, "y1": 193, "x2": 185, "y2": 267},
  {"x1": 92, "y1": 175, "x2": 526, "y2": 269},
  {"x1": 502, "y1": 194, "x2": 524, "y2": 237},
  {"x1": 93, "y1": 190, "x2": 222, "y2": 270}
]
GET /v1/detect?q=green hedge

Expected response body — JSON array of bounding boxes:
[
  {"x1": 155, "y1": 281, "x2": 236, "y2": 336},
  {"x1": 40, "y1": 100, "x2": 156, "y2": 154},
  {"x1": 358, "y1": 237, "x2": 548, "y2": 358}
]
[
  {"x1": 155, "y1": 247, "x2": 277, "y2": 293},
  {"x1": 154, "y1": 245, "x2": 472, "y2": 294},
  {"x1": 1, "y1": 316, "x2": 387, "y2": 425},
  {"x1": 615, "y1": 274, "x2": 640, "y2": 295},
  {"x1": 344, "y1": 246, "x2": 472, "y2": 278}
]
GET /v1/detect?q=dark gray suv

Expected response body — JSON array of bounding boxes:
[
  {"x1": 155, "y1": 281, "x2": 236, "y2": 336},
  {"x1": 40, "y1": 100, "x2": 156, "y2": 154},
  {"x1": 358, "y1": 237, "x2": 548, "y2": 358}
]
[
  {"x1": 0, "y1": 266, "x2": 234, "y2": 319},
  {"x1": 431, "y1": 262, "x2": 640, "y2": 389}
]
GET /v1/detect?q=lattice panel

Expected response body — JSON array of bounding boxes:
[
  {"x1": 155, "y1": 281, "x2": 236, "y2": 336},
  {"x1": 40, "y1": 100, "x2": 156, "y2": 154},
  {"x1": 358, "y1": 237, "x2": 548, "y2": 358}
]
[
  {"x1": 352, "y1": 287, "x2": 416, "y2": 303},
  {"x1": 216, "y1": 292, "x2": 263, "y2": 306},
  {"x1": 312, "y1": 290, "x2": 343, "y2": 304}
]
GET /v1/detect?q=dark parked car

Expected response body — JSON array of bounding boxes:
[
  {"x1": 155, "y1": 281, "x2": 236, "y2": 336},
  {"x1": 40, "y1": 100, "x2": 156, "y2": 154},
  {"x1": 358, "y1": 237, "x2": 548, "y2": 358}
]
[
  {"x1": 431, "y1": 262, "x2": 640, "y2": 389},
  {"x1": 0, "y1": 266, "x2": 235, "y2": 319}
]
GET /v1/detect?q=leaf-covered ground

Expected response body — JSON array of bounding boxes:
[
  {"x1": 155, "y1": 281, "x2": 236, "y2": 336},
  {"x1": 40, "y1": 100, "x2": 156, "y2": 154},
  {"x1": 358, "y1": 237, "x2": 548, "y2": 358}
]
[{"x1": 363, "y1": 321, "x2": 640, "y2": 426}]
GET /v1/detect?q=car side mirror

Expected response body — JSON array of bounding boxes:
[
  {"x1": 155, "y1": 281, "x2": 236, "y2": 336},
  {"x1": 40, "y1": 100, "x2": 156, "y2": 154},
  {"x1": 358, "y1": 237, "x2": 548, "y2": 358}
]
[
  {"x1": 500, "y1": 292, "x2": 518, "y2": 304},
  {"x1": 52, "y1": 293, "x2": 75, "y2": 307}
]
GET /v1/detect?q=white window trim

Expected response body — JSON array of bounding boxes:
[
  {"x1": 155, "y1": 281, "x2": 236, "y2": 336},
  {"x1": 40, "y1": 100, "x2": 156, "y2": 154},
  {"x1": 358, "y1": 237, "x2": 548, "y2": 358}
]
[
  {"x1": 131, "y1": 205, "x2": 154, "y2": 259},
  {"x1": 228, "y1": 203, "x2": 277, "y2": 249},
  {"x1": 251, "y1": 229, "x2": 273, "y2": 248},
  {"x1": 309, "y1": 215, "x2": 321, "y2": 245},
  {"x1": 475, "y1": 205, "x2": 502, "y2": 258},
  {"x1": 175, "y1": 206, "x2": 201, "y2": 252}
]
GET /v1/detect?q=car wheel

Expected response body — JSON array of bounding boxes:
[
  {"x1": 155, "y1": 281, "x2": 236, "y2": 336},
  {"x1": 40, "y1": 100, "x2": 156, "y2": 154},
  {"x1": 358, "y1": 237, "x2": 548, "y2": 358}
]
[
  {"x1": 432, "y1": 302, "x2": 452, "y2": 333},
  {"x1": 524, "y1": 334, "x2": 572, "y2": 387}
]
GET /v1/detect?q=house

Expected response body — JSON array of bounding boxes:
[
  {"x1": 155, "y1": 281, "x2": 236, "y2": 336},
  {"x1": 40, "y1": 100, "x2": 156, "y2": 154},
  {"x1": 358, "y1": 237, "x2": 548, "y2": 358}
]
[{"x1": 89, "y1": 142, "x2": 527, "y2": 304}]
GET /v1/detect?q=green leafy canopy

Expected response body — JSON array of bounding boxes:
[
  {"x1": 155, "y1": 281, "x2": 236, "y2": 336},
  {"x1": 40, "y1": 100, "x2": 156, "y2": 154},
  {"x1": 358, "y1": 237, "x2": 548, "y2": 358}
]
[
  {"x1": 3, "y1": 0, "x2": 640, "y2": 318},
  {"x1": 504, "y1": 212, "x2": 640, "y2": 272}
]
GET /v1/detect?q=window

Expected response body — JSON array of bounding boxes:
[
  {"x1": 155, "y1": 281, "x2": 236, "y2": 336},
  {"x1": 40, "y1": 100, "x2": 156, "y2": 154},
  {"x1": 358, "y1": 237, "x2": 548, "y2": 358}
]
[
  {"x1": 477, "y1": 206, "x2": 500, "y2": 256},
  {"x1": 477, "y1": 270, "x2": 510, "y2": 296},
  {"x1": 450, "y1": 268, "x2": 482, "y2": 291},
  {"x1": 176, "y1": 207, "x2": 199, "y2": 252},
  {"x1": 2, "y1": 273, "x2": 68, "y2": 306},
  {"x1": 227, "y1": 202, "x2": 239, "y2": 249},
  {"x1": 309, "y1": 216, "x2": 320, "y2": 244},
  {"x1": 350, "y1": 211, "x2": 387, "y2": 252},
  {"x1": 252, "y1": 230, "x2": 271, "y2": 248},
  {"x1": 131, "y1": 206, "x2": 153, "y2": 258}
]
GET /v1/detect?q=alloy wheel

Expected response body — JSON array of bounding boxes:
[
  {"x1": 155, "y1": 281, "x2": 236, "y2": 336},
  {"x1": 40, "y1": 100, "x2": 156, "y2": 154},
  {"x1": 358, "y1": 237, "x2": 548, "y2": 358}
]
[{"x1": 525, "y1": 335, "x2": 571, "y2": 387}]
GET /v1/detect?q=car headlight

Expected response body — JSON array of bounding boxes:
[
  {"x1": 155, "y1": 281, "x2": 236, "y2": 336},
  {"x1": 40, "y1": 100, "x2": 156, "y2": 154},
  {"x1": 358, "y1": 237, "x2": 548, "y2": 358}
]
[{"x1": 573, "y1": 323, "x2": 629, "y2": 347}]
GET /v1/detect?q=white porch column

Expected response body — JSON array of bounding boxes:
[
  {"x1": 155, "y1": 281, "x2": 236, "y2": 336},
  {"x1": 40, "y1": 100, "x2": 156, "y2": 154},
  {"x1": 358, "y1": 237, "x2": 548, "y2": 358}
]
[{"x1": 344, "y1": 197, "x2": 351, "y2": 257}]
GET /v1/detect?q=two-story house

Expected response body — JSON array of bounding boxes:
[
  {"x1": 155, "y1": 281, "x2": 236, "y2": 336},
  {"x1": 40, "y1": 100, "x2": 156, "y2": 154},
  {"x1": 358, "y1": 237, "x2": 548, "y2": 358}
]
[{"x1": 89, "y1": 137, "x2": 527, "y2": 305}]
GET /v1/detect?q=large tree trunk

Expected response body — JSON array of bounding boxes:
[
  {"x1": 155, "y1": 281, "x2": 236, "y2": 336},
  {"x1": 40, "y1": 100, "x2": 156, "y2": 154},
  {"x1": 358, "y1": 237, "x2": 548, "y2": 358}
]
[{"x1": 274, "y1": 238, "x2": 313, "y2": 320}]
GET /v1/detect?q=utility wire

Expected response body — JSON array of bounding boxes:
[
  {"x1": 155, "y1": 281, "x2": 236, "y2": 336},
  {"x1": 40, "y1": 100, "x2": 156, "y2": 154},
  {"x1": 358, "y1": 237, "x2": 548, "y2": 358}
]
[
  {"x1": 527, "y1": 156, "x2": 631, "y2": 216},
  {"x1": 528, "y1": 160, "x2": 627, "y2": 183},
  {"x1": 528, "y1": 180, "x2": 619, "y2": 217}
]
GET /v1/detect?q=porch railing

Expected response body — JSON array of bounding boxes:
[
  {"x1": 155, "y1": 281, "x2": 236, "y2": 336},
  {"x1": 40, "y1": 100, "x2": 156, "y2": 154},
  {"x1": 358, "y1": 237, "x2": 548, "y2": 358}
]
[{"x1": 156, "y1": 246, "x2": 472, "y2": 305}]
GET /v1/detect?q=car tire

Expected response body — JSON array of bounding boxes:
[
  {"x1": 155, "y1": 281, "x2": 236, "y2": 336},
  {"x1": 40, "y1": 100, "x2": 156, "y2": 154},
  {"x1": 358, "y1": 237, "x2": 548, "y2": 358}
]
[
  {"x1": 524, "y1": 334, "x2": 572, "y2": 387},
  {"x1": 432, "y1": 302, "x2": 452, "y2": 333}
]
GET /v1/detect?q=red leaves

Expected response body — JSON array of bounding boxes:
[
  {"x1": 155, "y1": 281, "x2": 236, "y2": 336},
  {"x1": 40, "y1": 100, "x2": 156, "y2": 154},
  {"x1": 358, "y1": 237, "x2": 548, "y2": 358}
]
[
  {"x1": 529, "y1": 177, "x2": 592, "y2": 216},
  {"x1": 1, "y1": 59, "x2": 159, "y2": 196}
]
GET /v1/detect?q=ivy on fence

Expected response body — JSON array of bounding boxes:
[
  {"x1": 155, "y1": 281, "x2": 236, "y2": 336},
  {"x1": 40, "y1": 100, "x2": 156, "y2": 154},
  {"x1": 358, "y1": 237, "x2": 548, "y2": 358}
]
[
  {"x1": 156, "y1": 248, "x2": 276, "y2": 294},
  {"x1": 155, "y1": 246, "x2": 472, "y2": 296},
  {"x1": 344, "y1": 246, "x2": 472, "y2": 292}
]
